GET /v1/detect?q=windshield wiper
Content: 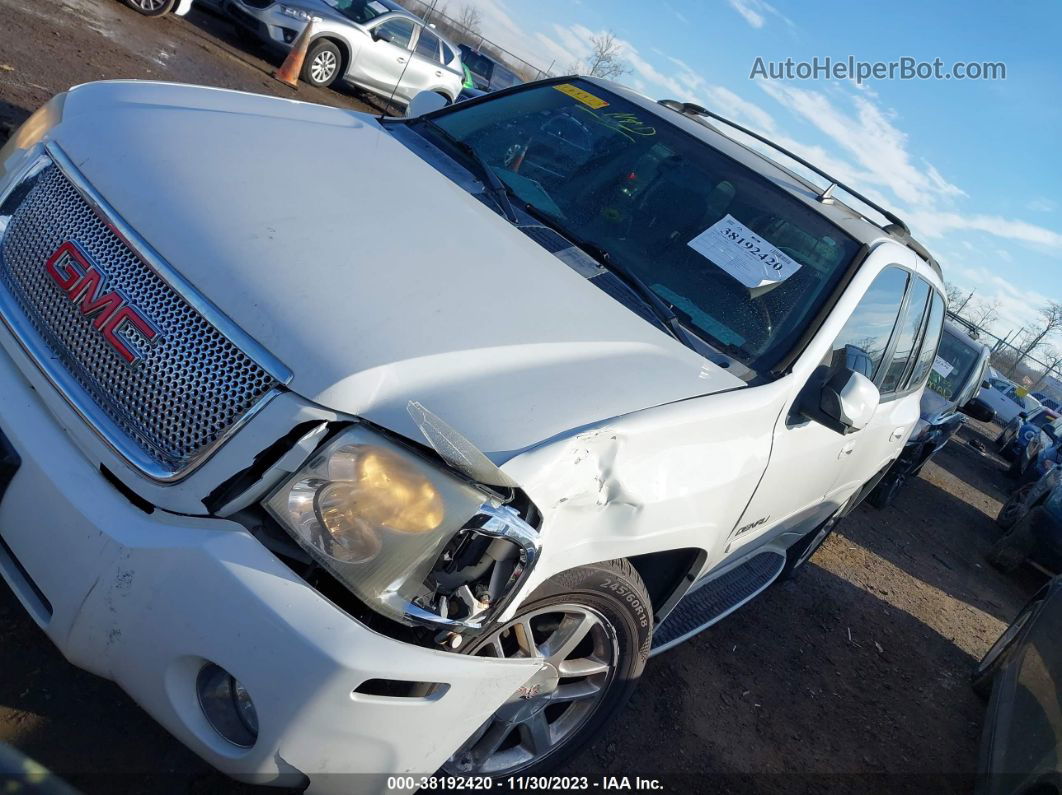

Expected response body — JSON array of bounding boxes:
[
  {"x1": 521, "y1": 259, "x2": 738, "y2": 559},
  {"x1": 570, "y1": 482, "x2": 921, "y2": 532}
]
[
  {"x1": 409, "y1": 117, "x2": 519, "y2": 224},
  {"x1": 517, "y1": 206, "x2": 688, "y2": 344}
]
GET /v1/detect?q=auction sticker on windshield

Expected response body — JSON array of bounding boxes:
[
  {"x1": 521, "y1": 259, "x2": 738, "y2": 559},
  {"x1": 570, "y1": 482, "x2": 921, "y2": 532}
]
[
  {"x1": 688, "y1": 214, "x2": 801, "y2": 290},
  {"x1": 932, "y1": 356, "x2": 954, "y2": 378},
  {"x1": 554, "y1": 83, "x2": 609, "y2": 109}
]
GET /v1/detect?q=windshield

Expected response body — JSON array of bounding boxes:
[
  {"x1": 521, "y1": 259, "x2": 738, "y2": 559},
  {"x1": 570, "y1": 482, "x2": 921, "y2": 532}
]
[
  {"x1": 928, "y1": 330, "x2": 980, "y2": 400},
  {"x1": 322, "y1": 0, "x2": 393, "y2": 24},
  {"x1": 427, "y1": 80, "x2": 862, "y2": 373}
]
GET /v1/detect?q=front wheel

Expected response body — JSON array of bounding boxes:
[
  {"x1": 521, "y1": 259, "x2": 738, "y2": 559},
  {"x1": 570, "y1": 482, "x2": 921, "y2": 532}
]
[
  {"x1": 997, "y1": 483, "x2": 1033, "y2": 530},
  {"x1": 124, "y1": 0, "x2": 178, "y2": 15},
  {"x1": 442, "y1": 560, "x2": 652, "y2": 778},
  {"x1": 301, "y1": 39, "x2": 342, "y2": 87},
  {"x1": 867, "y1": 471, "x2": 906, "y2": 510}
]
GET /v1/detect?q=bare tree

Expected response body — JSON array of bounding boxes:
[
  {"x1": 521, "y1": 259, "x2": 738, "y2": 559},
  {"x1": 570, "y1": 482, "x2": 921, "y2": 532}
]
[
  {"x1": 945, "y1": 281, "x2": 972, "y2": 312},
  {"x1": 457, "y1": 4, "x2": 481, "y2": 36},
  {"x1": 967, "y1": 297, "x2": 1000, "y2": 331},
  {"x1": 1008, "y1": 301, "x2": 1062, "y2": 377},
  {"x1": 569, "y1": 31, "x2": 630, "y2": 79},
  {"x1": 1033, "y1": 346, "x2": 1062, "y2": 389}
]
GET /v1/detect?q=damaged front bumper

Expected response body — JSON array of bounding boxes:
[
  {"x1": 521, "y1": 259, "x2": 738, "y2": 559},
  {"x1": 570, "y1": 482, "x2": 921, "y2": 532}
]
[{"x1": 0, "y1": 337, "x2": 538, "y2": 792}]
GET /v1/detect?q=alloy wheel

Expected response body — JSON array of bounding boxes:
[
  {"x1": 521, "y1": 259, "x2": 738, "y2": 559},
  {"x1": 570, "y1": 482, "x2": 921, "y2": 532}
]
[
  {"x1": 999, "y1": 483, "x2": 1033, "y2": 526},
  {"x1": 310, "y1": 51, "x2": 337, "y2": 84},
  {"x1": 131, "y1": 0, "x2": 167, "y2": 9},
  {"x1": 443, "y1": 604, "x2": 618, "y2": 777}
]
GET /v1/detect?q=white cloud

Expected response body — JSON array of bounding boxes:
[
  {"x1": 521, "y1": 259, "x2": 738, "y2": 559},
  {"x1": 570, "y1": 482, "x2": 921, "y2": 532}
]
[
  {"x1": 1027, "y1": 197, "x2": 1057, "y2": 213},
  {"x1": 757, "y1": 82, "x2": 965, "y2": 207},
  {"x1": 909, "y1": 211, "x2": 1062, "y2": 248},
  {"x1": 949, "y1": 264, "x2": 1054, "y2": 334},
  {"x1": 727, "y1": 0, "x2": 792, "y2": 29}
]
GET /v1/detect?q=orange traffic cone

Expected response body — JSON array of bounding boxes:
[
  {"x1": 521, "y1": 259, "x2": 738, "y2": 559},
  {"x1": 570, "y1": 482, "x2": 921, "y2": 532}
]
[{"x1": 272, "y1": 17, "x2": 317, "y2": 88}]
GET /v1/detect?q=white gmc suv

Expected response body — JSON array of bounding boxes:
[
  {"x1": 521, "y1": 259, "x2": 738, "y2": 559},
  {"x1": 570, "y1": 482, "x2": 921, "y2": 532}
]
[{"x1": 0, "y1": 77, "x2": 944, "y2": 790}]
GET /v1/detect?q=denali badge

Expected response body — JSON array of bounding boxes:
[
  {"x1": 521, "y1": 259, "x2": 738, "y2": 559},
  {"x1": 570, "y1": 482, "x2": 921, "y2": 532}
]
[{"x1": 44, "y1": 241, "x2": 162, "y2": 364}]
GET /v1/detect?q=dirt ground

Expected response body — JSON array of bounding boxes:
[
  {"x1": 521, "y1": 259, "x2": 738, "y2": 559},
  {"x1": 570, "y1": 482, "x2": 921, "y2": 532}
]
[{"x1": 0, "y1": 2, "x2": 1049, "y2": 792}]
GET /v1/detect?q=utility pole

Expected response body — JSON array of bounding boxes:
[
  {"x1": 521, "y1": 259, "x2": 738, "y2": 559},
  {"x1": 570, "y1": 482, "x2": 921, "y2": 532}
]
[{"x1": 955, "y1": 289, "x2": 975, "y2": 316}]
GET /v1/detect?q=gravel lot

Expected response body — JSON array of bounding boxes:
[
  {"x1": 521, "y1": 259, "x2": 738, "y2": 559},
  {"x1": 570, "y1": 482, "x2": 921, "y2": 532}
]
[{"x1": 0, "y1": 3, "x2": 1049, "y2": 793}]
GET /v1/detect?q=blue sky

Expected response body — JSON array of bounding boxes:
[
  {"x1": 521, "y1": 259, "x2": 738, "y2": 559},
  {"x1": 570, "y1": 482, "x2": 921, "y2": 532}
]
[{"x1": 462, "y1": 0, "x2": 1061, "y2": 337}]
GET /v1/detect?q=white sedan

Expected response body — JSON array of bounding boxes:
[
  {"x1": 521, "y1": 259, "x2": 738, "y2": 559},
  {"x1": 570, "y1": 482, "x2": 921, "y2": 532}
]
[{"x1": 980, "y1": 377, "x2": 1043, "y2": 425}]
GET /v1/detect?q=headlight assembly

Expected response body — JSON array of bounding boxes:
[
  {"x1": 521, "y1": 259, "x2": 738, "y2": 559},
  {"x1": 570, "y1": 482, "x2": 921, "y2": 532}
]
[
  {"x1": 280, "y1": 5, "x2": 313, "y2": 21},
  {"x1": 263, "y1": 425, "x2": 539, "y2": 631}
]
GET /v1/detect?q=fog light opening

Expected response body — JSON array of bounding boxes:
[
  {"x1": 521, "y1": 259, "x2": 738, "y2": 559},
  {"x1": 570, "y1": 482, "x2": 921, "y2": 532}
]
[{"x1": 196, "y1": 663, "x2": 259, "y2": 748}]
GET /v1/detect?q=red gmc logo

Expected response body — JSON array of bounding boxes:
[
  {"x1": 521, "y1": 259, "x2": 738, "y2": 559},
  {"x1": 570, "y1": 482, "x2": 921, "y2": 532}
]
[{"x1": 44, "y1": 241, "x2": 162, "y2": 364}]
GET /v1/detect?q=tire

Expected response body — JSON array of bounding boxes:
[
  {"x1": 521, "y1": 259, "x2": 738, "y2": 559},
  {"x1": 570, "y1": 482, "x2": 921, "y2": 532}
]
[
  {"x1": 442, "y1": 559, "x2": 651, "y2": 779},
  {"x1": 971, "y1": 592, "x2": 1043, "y2": 697},
  {"x1": 301, "y1": 39, "x2": 342, "y2": 88},
  {"x1": 987, "y1": 512, "x2": 1037, "y2": 572},
  {"x1": 124, "y1": 0, "x2": 177, "y2": 15},
  {"x1": 867, "y1": 471, "x2": 905, "y2": 510},
  {"x1": 997, "y1": 483, "x2": 1034, "y2": 530},
  {"x1": 777, "y1": 516, "x2": 837, "y2": 581}
]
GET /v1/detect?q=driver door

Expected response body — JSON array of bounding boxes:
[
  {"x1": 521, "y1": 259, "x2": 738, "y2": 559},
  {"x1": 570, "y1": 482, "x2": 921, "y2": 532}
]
[
  {"x1": 728, "y1": 266, "x2": 913, "y2": 552},
  {"x1": 355, "y1": 17, "x2": 417, "y2": 95}
]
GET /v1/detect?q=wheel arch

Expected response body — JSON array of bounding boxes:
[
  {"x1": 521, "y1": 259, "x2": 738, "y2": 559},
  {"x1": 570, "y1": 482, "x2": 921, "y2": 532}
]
[
  {"x1": 310, "y1": 34, "x2": 352, "y2": 78},
  {"x1": 625, "y1": 547, "x2": 707, "y2": 623}
]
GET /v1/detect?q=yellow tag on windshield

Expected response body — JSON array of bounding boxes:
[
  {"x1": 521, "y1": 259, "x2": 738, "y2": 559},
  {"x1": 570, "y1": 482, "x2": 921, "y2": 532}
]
[{"x1": 554, "y1": 83, "x2": 609, "y2": 109}]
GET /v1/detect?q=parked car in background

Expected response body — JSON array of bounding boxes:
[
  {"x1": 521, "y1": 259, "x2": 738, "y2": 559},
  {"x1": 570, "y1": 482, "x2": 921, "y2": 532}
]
[
  {"x1": 869, "y1": 319, "x2": 990, "y2": 508},
  {"x1": 997, "y1": 406, "x2": 1061, "y2": 478},
  {"x1": 0, "y1": 77, "x2": 944, "y2": 786},
  {"x1": 226, "y1": 0, "x2": 464, "y2": 101},
  {"x1": 1032, "y1": 392, "x2": 1061, "y2": 412},
  {"x1": 980, "y1": 378, "x2": 1043, "y2": 426},
  {"x1": 991, "y1": 466, "x2": 1062, "y2": 573},
  {"x1": 457, "y1": 44, "x2": 522, "y2": 92},
  {"x1": 972, "y1": 576, "x2": 1062, "y2": 794}
]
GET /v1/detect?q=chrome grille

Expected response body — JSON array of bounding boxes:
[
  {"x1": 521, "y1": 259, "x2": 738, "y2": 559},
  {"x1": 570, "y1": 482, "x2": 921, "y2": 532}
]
[{"x1": 0, "y1": 158, "x2": 280, "y2": 478}]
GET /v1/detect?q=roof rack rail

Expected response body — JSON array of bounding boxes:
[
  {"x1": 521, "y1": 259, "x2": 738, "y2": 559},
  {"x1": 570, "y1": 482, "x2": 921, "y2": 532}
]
[{"x1": 658, "y1": 99, "x2": 911, "y2": 236}]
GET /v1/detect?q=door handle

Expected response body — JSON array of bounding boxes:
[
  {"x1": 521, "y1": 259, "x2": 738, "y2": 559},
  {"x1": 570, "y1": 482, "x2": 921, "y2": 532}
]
[
  {"x1": 397, "y1": 56, "x2": 407, "y2": 63},
  {"x1": 838, "y1": 441, "x2": 856, "y2": 459},
  {"x1": 435, "y1": 70, "x2": 443, "y2": 77},
  {"x1": 890, "y1": 427, "x2": 906, "y2": 442}
]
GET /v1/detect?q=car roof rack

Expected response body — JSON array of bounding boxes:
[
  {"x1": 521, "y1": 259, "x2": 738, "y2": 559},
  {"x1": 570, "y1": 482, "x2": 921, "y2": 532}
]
[{"x1": 657, "y1": 99, "x2": 943, "y2": 277}]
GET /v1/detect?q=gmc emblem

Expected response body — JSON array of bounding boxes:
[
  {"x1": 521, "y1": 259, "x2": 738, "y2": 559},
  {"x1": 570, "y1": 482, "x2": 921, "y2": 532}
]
[{"x1": 44, "y1": 241, "x2": 162, "y2": 364}]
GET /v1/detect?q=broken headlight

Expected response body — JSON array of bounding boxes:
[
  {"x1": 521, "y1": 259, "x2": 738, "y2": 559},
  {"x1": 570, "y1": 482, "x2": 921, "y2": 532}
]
[{"x1": 263, "y1": 425, "x2": 539, "y2": 631}]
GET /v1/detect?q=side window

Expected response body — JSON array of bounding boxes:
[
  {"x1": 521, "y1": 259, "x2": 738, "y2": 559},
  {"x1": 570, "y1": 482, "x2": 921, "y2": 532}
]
[
  {"x1": 414, "y1": 29, "x2": 441, "y2": 62},
  {"x1": 827, "y1": 267, "x2": 909, "y2": 380},
  {"x1": 880, "y1": 277, "x2": 931, "y2": 393},
  {"x1": 374, "y1": 18, "x2": 415, "y2": 49},
  {"x1": 907, "y1": 291, "x2": 945, "y2": 387},
  {"x1": 441, "y1": 42, "x2": 455, "y2": 66}
]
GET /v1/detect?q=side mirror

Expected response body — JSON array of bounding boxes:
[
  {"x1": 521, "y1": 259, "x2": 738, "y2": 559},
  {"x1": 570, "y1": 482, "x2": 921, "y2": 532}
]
[
  {"x1": 981, "y1": 380, "x2": 991, "y2": 389},
  {"x1": 405, "y1": 90, "x2": 448, "y2": 117},
  {"x1": 819, "y1": 368, "x2": 880, "y2": 433},
  {"x1": 960, "y1": 397, "x2": 996, "y2": 423},
  {"x1": 370, "y1": 28, "x2": 386, "y2": 42}
]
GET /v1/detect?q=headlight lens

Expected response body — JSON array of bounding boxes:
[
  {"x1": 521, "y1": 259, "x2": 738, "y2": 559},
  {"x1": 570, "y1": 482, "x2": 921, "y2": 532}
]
[
  {"x1": 264, "y1": 425, "x2": 538, "y2": 629},
  {"x1": 280, "y1": 5, "x2": 312, "y2": 21}
]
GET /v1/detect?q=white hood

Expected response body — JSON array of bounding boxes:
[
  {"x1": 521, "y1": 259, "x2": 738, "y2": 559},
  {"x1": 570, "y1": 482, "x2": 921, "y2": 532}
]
[{"x1": 52, "y1": 81, "x2": 744, "y2": 453}]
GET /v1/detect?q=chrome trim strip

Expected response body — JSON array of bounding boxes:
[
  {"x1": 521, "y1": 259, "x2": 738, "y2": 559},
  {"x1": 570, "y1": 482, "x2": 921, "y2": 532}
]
[
  {"x1": 0, "y1": 148, "x2": 288, "y2": 483},
  {"x1": 44, "y1": 143, "x2": 293, "y2": 385}
]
